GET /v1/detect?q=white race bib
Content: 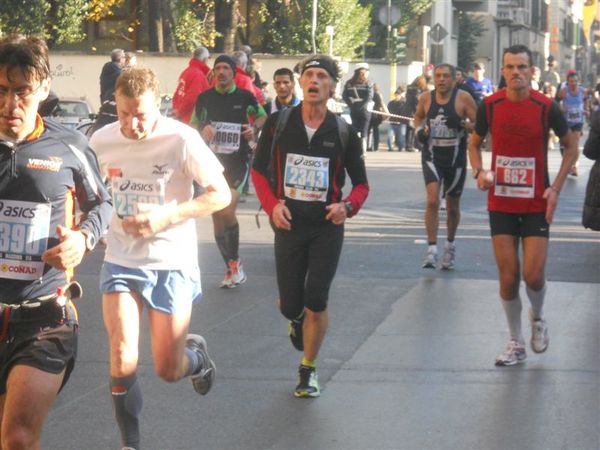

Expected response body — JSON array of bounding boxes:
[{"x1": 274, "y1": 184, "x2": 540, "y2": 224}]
[
  {"x1": 110, "y1": 176, "x2": 166, "y2": 218},
  {"x1": 284, "y1": 153, "x2": 329, "y2": 202},
  {"x1": 494, "y1": 155, "x2": 535, "y2": 198},
  {"x1": 210, "y1": 122, "x2": 242, "y2": 154},
  {"x1": 0, "y1": 200, "x2": 50, "y2": 281}
]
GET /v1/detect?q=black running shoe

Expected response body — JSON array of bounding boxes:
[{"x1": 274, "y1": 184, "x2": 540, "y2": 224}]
[
  {"x1": 288, "y1": 312, "x2": 304, "y2": 351},
  {"x1": 294, "y1": 365, "x2": 320, "y2": 398}
]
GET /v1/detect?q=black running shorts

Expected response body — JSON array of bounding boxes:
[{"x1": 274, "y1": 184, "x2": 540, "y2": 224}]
[
  {"x1": 273, "y1": 220, "x2": 344, "y2": 318},
  {"x1": 0, "y1": 305, "x2": 78, "y2": 395},
  {"x1": 218, "y1": 153, "x2": 250, "y2": 191},
  {"x1": 489, "y1": 211, "x2": 550, "y2": 238},
  {"x1": 422, "y1": 160, "x2": 466, "y2": 198}
]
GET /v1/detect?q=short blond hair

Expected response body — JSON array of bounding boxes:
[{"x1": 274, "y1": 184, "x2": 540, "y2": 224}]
[{"x1": 115, "y1": 67, "x2": 160, "y2": 100}]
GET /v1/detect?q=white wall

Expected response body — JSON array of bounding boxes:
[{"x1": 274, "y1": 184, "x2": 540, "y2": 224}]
[{"x1": 49, "y1": 52, "x2": 426, "y2": 111}]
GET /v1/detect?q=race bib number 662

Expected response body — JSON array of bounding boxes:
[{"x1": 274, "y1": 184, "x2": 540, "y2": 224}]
[{"x1": 494, "y1": 155, "x2": 535, "y2": 198}]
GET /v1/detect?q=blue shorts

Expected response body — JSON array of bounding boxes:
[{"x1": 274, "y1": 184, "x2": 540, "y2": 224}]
[{"x1": 100, "y1": 262, "x2": 202, "y2": 314}]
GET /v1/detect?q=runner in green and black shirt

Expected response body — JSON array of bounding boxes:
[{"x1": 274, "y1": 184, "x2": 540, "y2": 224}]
[{"x1": 192, "y1": 54, "x2": 266, "y2": 288}]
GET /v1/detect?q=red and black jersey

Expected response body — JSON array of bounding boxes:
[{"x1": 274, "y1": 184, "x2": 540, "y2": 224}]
[
  {"x1": 0, "y1": 116, "x2": 111, "y2": 303},
  {"x1": 251, "y1": 104, "x2": 369, "y2": 223},
  {"x1": 475, "y1": 89, "x2": 567, "y2": 213}
]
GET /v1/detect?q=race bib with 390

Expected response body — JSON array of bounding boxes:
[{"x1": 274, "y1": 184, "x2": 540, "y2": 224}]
[
  {"x1": 110, "y1": 176, "x2": 166, "y2": 218},
  {"x1": 494, "y1": 155, "x2": 535, "y2": 198},
  {"x1": 210, "y1": 122, "x2": 242, "y2": 154},
  {"x1": 0, "y1": 200, "x2": 50, "y2": 281},
  {"x1": 284, "y1": 153, "x2": 329, "y2": 202}
]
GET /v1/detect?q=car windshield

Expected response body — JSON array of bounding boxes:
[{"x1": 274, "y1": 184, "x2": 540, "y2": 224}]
[{"x1": 57, "y1": 101, "x2": 90, "y2": 118}]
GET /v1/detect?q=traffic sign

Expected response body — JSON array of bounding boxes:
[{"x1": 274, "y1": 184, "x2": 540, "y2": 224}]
[{"x1": 428, "y1": 23, "x2": 448, "y2": 43}]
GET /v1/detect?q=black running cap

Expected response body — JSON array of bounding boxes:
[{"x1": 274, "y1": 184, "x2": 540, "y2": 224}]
[
  {"x1": 301, "y1": 56, "x2": 340, "y2": 81},
  {"x1": 214, "y1": 54, "x2": 236, "y2": 76}
]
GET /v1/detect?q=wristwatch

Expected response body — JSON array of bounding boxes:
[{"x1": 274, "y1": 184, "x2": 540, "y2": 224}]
[
  {"x1": 79, "y1": 228, "x2": 97, "y2": 252},
  {"x1": 472, "y1": 167, "x2": 482, "y2": 179},
  {"x1": 344, "y1": 201, "x2": 354, "y2": 216}
]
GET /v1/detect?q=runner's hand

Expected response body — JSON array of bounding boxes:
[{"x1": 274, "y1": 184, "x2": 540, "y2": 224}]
[
  {"x1": 201, "y1": 124, "x2": 215, "y2": 143},
  {"x1": 122, "y1": 202, "x2": 175, "y2": 238},
  {"x1": 272, "y1": 200, "x2": 292, "y2": 230},
  {"x1": 543, "y1": 187, "x2": 559, "y2": 224},
  {"x1": 325, "y1": 202, "x2": 347, "y2": 225},
  {"x1": 41, "y1": 225, "x2": 87, "y2": 270}
]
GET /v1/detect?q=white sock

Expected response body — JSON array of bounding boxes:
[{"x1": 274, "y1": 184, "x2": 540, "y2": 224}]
[
  {"x1": 526, "y1": 284, "x2": 546, "y2": 320},
  {"x1": 428, "y1": 244, "x2": 437, "y2": 254},
  {"x1": 500, "y1": 295, "x2": 523, "y2": 343},
  {"x1": 445, "y1": 240, "x2": 455, "y2": 249}
]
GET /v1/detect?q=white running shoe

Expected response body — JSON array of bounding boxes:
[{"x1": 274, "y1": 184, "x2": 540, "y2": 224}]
[
  {"x1": 229, "y1": 260, "x2": 247, "y2": 286},
  {"x1": 422, "y1": 249, "x2": 437, "y2": 269},
  {"x1": 529, "y1": 309, "x2": 549, "y2": 353},
  {"x1": 495, "y1": 339, "x2": 527, "y2": 366},
  {"x1": 440, "y1": 242, "x2": 456, "y2": 270},
  {"x1": 220, "y1": 269, "x2": 234, "y2": 288}
]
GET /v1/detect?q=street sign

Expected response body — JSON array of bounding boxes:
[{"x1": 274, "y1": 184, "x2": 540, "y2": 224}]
[
  {"x1": 428, "y1": 23, "x2": 448, "y2": 43},
  {"x1": 378, "y1": 5, "x2": 401, "y2": 26}
]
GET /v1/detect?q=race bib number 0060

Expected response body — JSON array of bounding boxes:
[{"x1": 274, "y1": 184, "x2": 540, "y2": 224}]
[
  {"x1": 0, "y1": 200, "x2": 50, "y2": 281},
  {"x1": 211, "y1": 122, "x2": 242, "y2": 154},
  {"x1": 494, "y1": 155, "x2": 535, "y2": 198},
  {"x1": 284, "y1": 153, "x2": 329, "y2": 202}
]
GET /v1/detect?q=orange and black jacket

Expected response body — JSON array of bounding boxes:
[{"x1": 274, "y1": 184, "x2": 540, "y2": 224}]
[{"x1": 0, "y1": 116, "x2": 111, "y2": 303}]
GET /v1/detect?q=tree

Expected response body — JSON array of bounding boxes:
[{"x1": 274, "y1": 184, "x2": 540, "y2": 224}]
[
  {"x1": 360, "y1": 0, "x2": 433, "y2": 60},
  {"x1": 0, "y1": 0, "x2": 88, "y2": 45},
  {"x1": 171, "y1": 0, "x2": 218, "y2": 52},
  {"x1": 457, "y1": 11, "x2": 484, "y2": 71},
  {"x1": 253, "y1": 0, "x2": 371, "y2": 59}
]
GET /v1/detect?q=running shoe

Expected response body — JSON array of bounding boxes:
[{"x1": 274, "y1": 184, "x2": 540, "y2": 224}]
[
  {"x1": 229, "y1": 259, "x2": 247, "y2": 286},
  {"x1": 294, "y1": 365, "x2": 320, "y2": 398},
  {"x1": 186, "y1": 334, "x2": 216, "y2": 395},
  {"x1": 422, "y1": 249, "x2": 437, "y2": 269},
  {"x1": 220, "y1": 269, "x2": 233, "y2": 288},
  {"x1": 495, "y1": 339, "x2": 526, "y2": 366},
  {"x1": 529, "y1": 309, "x2": 549, "y2": 353},
  {"x1": 440, "y1": 242, "x2": 456, "y2": 270},
  {"x1": 288, "y1": 312, "x2": 305, "y2": 351}
]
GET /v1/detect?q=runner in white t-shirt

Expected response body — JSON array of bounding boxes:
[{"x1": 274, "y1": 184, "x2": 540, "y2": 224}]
[{"x1": 90, "y1": 67, "x2": 231, "y2": 450}]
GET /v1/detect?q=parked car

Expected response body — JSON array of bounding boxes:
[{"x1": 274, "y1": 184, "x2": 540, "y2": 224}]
[{"x1": 54, "y1": 97, "x2": 96, "y2": 129}]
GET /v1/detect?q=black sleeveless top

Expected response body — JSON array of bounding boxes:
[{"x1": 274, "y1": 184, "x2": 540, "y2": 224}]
[{"x1": 424, "y1": 88, "x2": 466, "y2": 166}]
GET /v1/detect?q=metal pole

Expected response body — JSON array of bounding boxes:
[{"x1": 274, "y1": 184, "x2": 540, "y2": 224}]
[{"x1": 312, "y1": 0, "x2": 318, "y2": 54}]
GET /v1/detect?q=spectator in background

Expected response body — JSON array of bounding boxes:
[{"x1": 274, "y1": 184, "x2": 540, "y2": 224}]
[
  {"x1": 100, "y1": 48, "x2": 125, "y2": 103},
  {"x1": 541, "y1": 55, "x2": 561, "y2": 90},
  {"x1": 466, "y1": 62, "x2": 493, "y2": 104},
  {"x1": 265, "y1": 67, "x2": 300, "y2": 115},
  {"x1": 342, "y1": 62, "x2": 373, "y2": 152},
  {"x1": 172, "y1": 46, "x2": 210, "y2": 124},
  {"x1": 455, "y1": 67, "x2": 477, "y2": 102},
  {"x1": 239, "y1": 44, "x2": 262, "y2": 89},
  {"x1": 91, "y1": 48, "x2": 125, "y2": 134},
  {"x1": 124, "y1": 51, "x2": 137, "y2": 68},
  {"x1": 367, "y1": 83, "x2": 388, "y2": 151},
  {"x1": 531, "y1": 65, "x2": 542, "y2": 90},
  {"x1": 404, "y1": 75, "x2": 428, "y2": 152},
  {"x1": 387, "y1": 86, "x2": 407, "y2": 151},
  {"x1": 231, "y1": 50, "x2": 265, "y2": 106}
]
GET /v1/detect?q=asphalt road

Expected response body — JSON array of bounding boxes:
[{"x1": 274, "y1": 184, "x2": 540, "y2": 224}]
[{"x1": 42, "y1": 147, "x2": 599, "y2": 450}]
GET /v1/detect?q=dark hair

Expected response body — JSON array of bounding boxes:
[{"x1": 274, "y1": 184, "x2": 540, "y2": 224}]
[
  {"x1": 434, "y1": 63, "x2": 456, "y2": 78},
  {"x1": 503, "y1": 45, "x2": 532, "y2": 66},
  {"x1": 0, "y1": 34, "x2": 50, "y2": 83},
  {"x1": 273, "y1": 67, "x2": 294, "y2": 81}
]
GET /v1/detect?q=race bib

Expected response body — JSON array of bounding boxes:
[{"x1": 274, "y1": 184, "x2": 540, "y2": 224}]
[
  {"x1": 430, "y1": 115, "x2": 459, "y2": 147},
  {"x1": 210, "y1": 122, "x2": 242, "y2": 154},
  {"x1": 567, "y1": 107, "x2": 583, "y2": 123},
  {"x1": 284, "y1": 153, "x2": 329, "y2": 202},
  {"x1": 110, "y1": 176, "x2": 166, "y2": 218},
  {"x1": 0, "y1": 200, "x2": 50, "y2": 281},
  {"x1": 494, "y1": 155, "x2": 535, "y2": 198}
]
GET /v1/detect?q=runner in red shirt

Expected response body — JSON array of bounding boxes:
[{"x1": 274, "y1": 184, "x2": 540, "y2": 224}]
[{"x1": 468, "y1": 45, "x2": 578, "y2": 366}]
